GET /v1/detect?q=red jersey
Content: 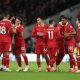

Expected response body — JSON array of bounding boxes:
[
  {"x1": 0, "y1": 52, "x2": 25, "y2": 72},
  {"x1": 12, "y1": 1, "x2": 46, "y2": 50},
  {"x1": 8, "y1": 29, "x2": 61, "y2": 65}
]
[
  {"x1": 14, "y1": 25, "x2": 24, "y2": 42},
  {"x1": 46, "y1": 27, "x2": 60, "y2": 48},
  {"x1": 77, "y1": 24, "x2": 80, "y2": 42},
  {"x1": 0, "y1": 19, "x2": 12, "y2": 42},
  {"x1": 57, "y1": 22, "x2": 75, "y2": 40},
  {"x1": 32, "y1": 24, "x2": 48, "y2": 45}
]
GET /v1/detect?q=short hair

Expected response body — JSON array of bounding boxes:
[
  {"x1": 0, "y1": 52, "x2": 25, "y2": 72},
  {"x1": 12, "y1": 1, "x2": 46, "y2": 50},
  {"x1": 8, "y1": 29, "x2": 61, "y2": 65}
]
[
  {"x1": 16, "y1": 17, "x2": 23, "y2": 24},
  {"x1": 8, "y1": 13, "x2": 14, "y2": 20},
  {"x1": 49, "y1": 19, "x2": 54, "y2": 24},
  {"x1": 36, "y1": 15, "x2": 44, "y2": 20},
  {"x1": 59, "y1": 15, "x2": 68, "y2": 21}
]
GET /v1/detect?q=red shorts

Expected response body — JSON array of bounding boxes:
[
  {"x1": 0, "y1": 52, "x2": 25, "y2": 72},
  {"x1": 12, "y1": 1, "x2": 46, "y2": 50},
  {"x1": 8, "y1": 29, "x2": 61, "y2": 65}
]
[
  {"x1": 35, "y1": 44, "x2": 47, "y2": 54},
  {"x1": 0, "y1": 42, "x2": 12, "y2": 53},
  {"x1": 14, "y1": 41, "x2": 26, "y2": 55},
  {"x1": 48, "y1": 46, "x2": 58, "y2": 59},
  {"x1": 65, "y1": 38, "x2": 75, "y2": 53}
]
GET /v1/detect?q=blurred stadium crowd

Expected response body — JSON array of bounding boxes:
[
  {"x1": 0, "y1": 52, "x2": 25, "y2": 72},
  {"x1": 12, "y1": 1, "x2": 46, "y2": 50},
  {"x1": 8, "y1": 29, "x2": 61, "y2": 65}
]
[{"x1": 0, "y1": 0, "x2": 80, "y2": 25}]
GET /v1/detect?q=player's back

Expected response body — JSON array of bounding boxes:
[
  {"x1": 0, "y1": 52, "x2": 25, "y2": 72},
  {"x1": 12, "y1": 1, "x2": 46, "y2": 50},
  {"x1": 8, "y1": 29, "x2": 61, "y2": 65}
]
[
  {"x1": 46, "y1": 27, "x2": 59, "y2": 48},
  {"x1": 0, "y1": 19, "x2": 12, "y2": 42}
]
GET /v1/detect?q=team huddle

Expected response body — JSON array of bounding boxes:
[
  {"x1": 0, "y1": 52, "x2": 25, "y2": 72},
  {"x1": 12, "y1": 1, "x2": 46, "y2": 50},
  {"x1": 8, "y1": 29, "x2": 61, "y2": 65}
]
[
  {"x1": 32, "y1": 15, "x2": 80, "y2": 73},
  {"x1": 0, "y1": 13, "x2": 80, "y2": 73}
]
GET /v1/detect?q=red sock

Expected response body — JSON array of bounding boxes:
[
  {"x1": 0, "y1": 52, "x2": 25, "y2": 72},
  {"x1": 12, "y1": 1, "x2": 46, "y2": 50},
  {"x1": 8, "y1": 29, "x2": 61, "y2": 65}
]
[
  {"x1": 5, "y1": 55, "x2": 9, "y2": 68},
  {"x1": 37, "y1": 61, "x2": 41, "y2": 67},
  {"x1": 69, "y1": 53, "x2": 76, "y2": 68},
  {"x1": 56, "y1": 58, "x2": 62, "y2": 66},
  {"x1": 45, "y1": 55, "x2": 49, "y2": 66},
  {"x1": 77, "y1": 57, "x2": 80, "y2": 70},
  {"x1": 49, "y1": 57, "x2": 57, "y2": 67},
  {"x1": 17, "y1": 56, "x2": 22, "y2": 67},
  {"x1": 56, "y1": 54, "x2": 64, "y2": 66},
  {"x1": 23, "y1": 55, "x2": 29, "y2": 65},
  {"x1": 2, "y1": 55, "x2": 6, "y2": 66}
]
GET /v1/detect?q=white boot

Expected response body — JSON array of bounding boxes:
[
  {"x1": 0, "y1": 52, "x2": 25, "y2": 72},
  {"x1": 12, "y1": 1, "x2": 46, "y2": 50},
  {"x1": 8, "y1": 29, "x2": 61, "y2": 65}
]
[
  {"x1": 4, "y1": 68, "x2": 12, "y2": 72},
  {"x1": 23, "y1": 65, "x2": 30, "y2": 72},
  {"x1": 38, "y1": 67, "x2": 42, "y2": 72},
  {"x1": 16, "y1": 67, "x2": 23, "y2": 72}
]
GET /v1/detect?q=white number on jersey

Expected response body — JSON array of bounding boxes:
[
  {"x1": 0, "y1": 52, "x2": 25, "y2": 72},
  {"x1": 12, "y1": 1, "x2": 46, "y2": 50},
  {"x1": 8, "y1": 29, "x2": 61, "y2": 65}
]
[
  {"x1": 0, "y1": 26, "x2": 6, "y2": 34},
  {"x1": 48, "y1": 31, "x2": 54, "y2": 39}
]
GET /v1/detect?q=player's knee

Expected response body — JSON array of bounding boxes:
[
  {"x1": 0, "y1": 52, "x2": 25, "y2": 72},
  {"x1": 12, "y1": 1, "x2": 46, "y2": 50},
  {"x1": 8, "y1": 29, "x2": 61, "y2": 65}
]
[
  {"x1": 37, "y1": 54, "x2": 40, "y2": 58},
  {"x1": 3, "y1": 52, "x2": 9, "y2": 55},
  {"x1": 22, "y1": 53, "x2": 26, "y2": 56},
  {"x1": 15, "y1": 54, "x2": 20, "y2": 58}
]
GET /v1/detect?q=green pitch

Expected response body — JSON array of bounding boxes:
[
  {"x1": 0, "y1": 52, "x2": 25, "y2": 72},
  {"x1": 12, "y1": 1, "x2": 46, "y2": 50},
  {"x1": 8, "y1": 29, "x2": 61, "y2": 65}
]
[{"x1": 0, "y1": 61, "x2": 80, "y2": 80}]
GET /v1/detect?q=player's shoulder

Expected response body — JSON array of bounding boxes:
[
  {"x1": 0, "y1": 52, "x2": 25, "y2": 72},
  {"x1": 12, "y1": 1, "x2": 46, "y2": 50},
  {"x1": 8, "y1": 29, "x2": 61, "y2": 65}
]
[
  {"x1": 57, "y1": 22, "x2": 63, "y2": 26},
  {"x1": 2, "y1": 19, "x2": 11, "y2": 24},
  {"x1": 20, "y1": 25, "x2": 24, "y2": 28},
  {"x1": 67, "y1": 23, "x2": 73, "y2": 28}
]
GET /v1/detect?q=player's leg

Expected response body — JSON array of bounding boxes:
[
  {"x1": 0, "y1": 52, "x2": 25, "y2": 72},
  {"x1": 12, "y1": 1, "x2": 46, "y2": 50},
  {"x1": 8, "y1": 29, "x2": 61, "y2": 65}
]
[
  {"x1": 43, "y1": 54, "x2": 49, "y2": 66},
  {"x1": 2, "y1": 52, "x2": 11, "y2": 71},
  {"x1": 56, "y1": 50, "x2": 64, "y2": 66},
  {"x1": 0, "y1": 42, "x2": 6, "y2": 70},
  {"x1": 14, "y1": 49, "x2": 23, "y2": 72},
  {"x1": 2, "y1": 42, "x2": 12, "y2": 71},
  {"x1": 47, "y1": 48, "x2": 58, "y2": 72},
  {"x1": 42, "y1": 45, "x2": 49, "y2": 66},
  {"x1": 36, "y1": 54, "x2": 41, "y2": 72},
  {"x1": 35, "y1": 44, "x2": 41, "y2": 72},
  {"x1": 76, "y1": 43, "x2": 80, "y2": 72},
  {"x1": 20, "y1": 43, "x2": 29, "y2": 72},
  {"x1": 22, "y1": 53, "x2": 29, "y2": 72},
  {"x1": 67, "y1": 41, "x2": 78, "y2": 72},
  {"x1": 0, "y1": 53, "x2": 7, "y2": 70},
  {"x1": 56, "y1": 41, "x2": 65, "y2": 66}
]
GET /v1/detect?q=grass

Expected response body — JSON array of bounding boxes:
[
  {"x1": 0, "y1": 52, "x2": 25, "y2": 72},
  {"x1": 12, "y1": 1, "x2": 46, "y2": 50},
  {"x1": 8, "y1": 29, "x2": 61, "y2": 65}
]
[{"x1": 0, "y1": 61, "x2": 80, "y2": 80}]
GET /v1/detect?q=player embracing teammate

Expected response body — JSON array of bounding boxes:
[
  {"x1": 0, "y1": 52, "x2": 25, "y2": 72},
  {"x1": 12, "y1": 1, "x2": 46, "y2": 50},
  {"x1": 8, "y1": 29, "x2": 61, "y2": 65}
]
[
  {"x1": 32, "y1": 15, "x2": 79, "y2": 72},
  {"x1": 0, "y1": 13, "x2": 80, "y2": 73},
  {"x1": 57, "y1": 15, "x2": 77, "y2": 72},
  {"x1": 0, "y1": 13, "x2": 29, "y2": 72}
]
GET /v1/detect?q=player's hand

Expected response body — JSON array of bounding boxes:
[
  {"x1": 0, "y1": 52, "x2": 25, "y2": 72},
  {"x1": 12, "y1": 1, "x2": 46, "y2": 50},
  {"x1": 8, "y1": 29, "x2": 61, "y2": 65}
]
[
  {"x1": 37, "y1": 32, "x2": 43, "y2": 36},
  {"x1": 64, "y1": 33, "x2": 70, "y2": 39},
  {"x1": 13, "y1": 28, "x2": 16, "y2": 33}
]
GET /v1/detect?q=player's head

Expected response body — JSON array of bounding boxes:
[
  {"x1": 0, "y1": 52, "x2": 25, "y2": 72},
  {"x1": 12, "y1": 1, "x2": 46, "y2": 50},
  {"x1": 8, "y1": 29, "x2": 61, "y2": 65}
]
[
  {"x1": 15, "y1": 17, "x2": 23, "y2": 25},
  {"x1": 3, "y1": 12, "x2": 10, "y2": 19},
  {"x1": 37, "y1": 17, "x2": 43, "y2": 25},
  {"x1": 76, "y1": 17, "x2": 80, "y2": 25},
  {"x1": 59, "y1": 15, "x2": 68, "y2": 25},
  {"x1": 8, "y1": 13, "x2": 15, "y2": 22},
  {"x1": 49, "y1": 19, "x2": 55, "y2": 27}
]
